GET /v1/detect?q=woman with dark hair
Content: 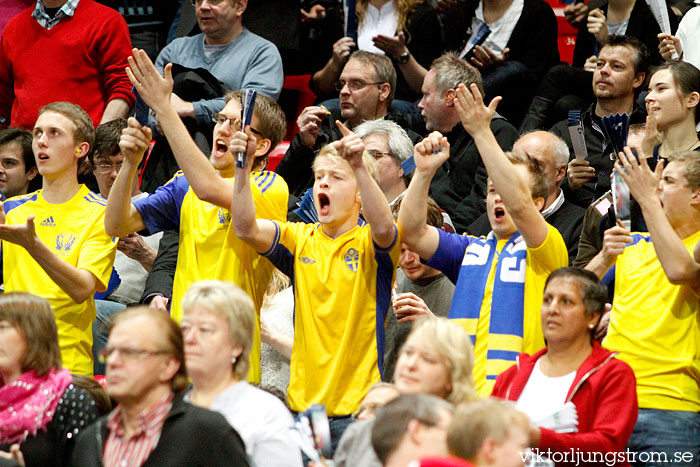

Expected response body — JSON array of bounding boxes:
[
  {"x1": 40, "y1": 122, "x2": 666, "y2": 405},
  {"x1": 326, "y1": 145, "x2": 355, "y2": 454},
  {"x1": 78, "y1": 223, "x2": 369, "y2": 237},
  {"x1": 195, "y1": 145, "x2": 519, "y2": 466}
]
[
  {"x1": 0, "y1": 293, "x2": 100, "y2": 467},
  {"x1": 645, "y1": 61, "x2": 700, "y2": 159},
  {"x1": 492, "y1": 268, "x2": 638, "y2": 465}
]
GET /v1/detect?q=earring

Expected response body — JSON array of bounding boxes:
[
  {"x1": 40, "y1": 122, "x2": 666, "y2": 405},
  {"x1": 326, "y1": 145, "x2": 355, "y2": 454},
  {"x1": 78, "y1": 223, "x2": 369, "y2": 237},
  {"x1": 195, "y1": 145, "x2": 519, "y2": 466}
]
[
  {"x1": 232, "y1": 356, "x2": 237, "y2": 364},
  {"x1": 588, "y1": 324, "x2": 595, "y2": 330}
]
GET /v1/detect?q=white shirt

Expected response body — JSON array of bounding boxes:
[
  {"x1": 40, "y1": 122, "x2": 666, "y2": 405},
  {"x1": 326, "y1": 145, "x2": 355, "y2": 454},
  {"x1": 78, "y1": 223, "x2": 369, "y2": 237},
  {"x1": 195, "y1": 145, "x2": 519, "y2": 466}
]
[
  {"x1": 358, "y1": 1, "x2": 399, "y2": 55},
  {"x1": 476, "y1": 0, "x2": 524, "y2": 54},
  {"x1": 210, "y1": 381, "x2": 303, "y2": 467},
  {"x1": 515, "y1": 359, "x2": 576, "y2": 424},
  {"x1": 677, "y1": 6, "x2": 700, "y2": 69}
]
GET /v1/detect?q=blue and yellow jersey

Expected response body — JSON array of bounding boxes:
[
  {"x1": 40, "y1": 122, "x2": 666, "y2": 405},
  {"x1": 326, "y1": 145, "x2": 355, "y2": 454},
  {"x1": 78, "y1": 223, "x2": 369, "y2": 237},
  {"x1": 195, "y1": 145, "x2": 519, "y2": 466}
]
[
  {"x1": 133, "y1": 170, "x2": 288, "y2": 383},
  {"x1": 2, "y1": 185, "x2": 117, "y2": 375},
  {"x1": 604, "y1": 230, "x2": 700, "y2": 411},
  {"x1": 263, "y1": 221, "x2": 400, "y2": 416},
  {"x1": 427, "y1": 224, "x2": 568, "y2": 396}
]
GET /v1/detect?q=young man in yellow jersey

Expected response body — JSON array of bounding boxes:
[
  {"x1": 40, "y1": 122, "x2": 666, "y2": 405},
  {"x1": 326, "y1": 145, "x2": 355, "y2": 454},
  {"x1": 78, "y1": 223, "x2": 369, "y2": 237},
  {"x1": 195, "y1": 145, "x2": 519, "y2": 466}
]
[
  {"x1": 0, "y1": 102, "x2": 117, "y2": 375},
  {"x1": 399, "y1": 84, "x2": 568, "y2": 396},
  {"x1": 105, "y1": 49, "x2": 288, "y2": 384},
  {"x1": 229, "y1": 115, "x2": 400, "y2": 452},
  {"x1": 587, "y1": 147, "x2": 700, "y2": 465}
]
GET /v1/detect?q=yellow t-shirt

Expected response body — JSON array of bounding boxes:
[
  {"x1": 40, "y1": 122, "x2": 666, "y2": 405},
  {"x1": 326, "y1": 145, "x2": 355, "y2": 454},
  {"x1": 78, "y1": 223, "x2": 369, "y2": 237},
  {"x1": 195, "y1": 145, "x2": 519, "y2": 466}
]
[
  {"x1": 134, "y1": 170, "x2": 288, "y2": 383},
  {"x1": 603, "y1": 230, "x2": 700, "y2": 411},
  {"x1": 434, "y1": 225, "x2": 568, "y2": 396},
  {"x1": 263, "y1": 221, "x2": 400, "y2": 416},
  {"x1": 3, "y1": 186, "x2": 117, "y2": 375}
]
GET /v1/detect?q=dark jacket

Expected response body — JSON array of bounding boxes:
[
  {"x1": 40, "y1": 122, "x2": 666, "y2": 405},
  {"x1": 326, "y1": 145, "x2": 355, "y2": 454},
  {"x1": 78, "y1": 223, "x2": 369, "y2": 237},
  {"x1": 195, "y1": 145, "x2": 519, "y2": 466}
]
[
  {"x1": 552, "y1": 103, "x2": 646, "y2": 207},
  {"x1": 492, "y1": 341, "x2": 638, "y2": 466},
  {"x1": 431, "y1": 118, "x2": 519, "y2": 233},
  {"x1": 139, "y1": 229, "x2": 179, "y2": 305},
  {"x1": 571, "y1": 0, "x2": 678, "y2": 67},
  {"x1": 72, "y1": 392, "x2": 249, "y2": 467}
]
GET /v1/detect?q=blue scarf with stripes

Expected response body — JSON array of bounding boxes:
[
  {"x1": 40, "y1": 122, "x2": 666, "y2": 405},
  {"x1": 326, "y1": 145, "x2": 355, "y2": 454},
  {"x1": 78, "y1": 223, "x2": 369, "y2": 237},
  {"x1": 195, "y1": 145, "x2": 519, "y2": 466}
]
[{"x1": 449, "y1": 232, "x2": 527, "y2": 377}]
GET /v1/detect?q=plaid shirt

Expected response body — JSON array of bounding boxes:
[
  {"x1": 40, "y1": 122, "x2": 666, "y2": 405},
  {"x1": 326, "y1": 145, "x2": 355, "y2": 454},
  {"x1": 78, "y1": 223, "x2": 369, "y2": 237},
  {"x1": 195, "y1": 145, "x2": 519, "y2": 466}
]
[
  {"x1": 103, "y1": 392, "x2": 173, "y2": 467},
  {"x1": 32, "y1": 0, "x2": 80, "y2": 30}
]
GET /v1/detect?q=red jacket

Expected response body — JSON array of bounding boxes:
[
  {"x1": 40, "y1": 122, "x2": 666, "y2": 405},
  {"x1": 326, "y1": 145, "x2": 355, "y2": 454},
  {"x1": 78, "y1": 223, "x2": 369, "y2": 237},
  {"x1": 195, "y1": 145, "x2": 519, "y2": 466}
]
[{"x1": 492, "y1": 341, "x2": 637, "y2": 466}]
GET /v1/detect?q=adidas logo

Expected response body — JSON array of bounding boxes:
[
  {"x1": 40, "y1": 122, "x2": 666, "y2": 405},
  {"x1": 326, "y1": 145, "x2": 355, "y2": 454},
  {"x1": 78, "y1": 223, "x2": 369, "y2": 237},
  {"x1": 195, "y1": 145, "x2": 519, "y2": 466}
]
[{"x1": 40, "y1": 216, "x2": 56, "y2": 227}]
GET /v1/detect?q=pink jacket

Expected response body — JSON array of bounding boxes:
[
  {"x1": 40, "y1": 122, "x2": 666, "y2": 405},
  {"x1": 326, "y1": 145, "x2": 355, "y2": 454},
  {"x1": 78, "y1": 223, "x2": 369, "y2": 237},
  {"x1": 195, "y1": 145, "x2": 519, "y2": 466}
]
[{"x1": 492, "y1": 341, "x2": 638, "y2": 466}]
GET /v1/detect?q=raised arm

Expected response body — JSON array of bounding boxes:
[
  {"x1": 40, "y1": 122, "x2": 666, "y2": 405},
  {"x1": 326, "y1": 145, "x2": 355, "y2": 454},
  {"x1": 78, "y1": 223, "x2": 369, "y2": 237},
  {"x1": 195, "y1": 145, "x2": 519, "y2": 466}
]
[
  {"x1": 126, "y1": 49, "x2": 232, "y2": 208},
  {"x1": 334, "y1": 121, "x2": 396, "y2": 248},
  {"x1": 230, "y1": 128, "x2": 278, "y2": 254},
  {"x1": 454, "y1": 83, "x2": 549, "y2": 248},
  {"x1": 105, "y1": 117, "x2": 150, "y2": 237},
  {"x1": 397, "y1": 132, "x2": 449, "y2": 260},
  {"x1": 585, "y1": 221, "x2": 633, "y2": 278},
  {"x1": 0, "y1": 208, "x2": 102, "y2": 303},
  {"x1": 617, "y1": 148, "x2": 700, "y2": 287}
]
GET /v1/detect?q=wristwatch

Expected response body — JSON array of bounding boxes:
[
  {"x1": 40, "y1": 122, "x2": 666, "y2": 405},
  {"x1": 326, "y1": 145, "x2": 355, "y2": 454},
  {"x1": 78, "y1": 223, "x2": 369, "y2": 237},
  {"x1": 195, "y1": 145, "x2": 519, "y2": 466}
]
[{"x1": 396, "y1": 51, "x2": 411, "y2": 65}]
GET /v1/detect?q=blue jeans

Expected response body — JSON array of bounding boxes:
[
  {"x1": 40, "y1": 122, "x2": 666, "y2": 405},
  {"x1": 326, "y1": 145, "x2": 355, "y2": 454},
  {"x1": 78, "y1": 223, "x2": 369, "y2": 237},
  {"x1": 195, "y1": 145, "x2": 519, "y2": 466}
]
[
  {"x1": 627, "y1": 408, "x2": 700, "y2": 466},
  {"x1": 92, "y1": 300, "x2": 126, "y2": 375}
]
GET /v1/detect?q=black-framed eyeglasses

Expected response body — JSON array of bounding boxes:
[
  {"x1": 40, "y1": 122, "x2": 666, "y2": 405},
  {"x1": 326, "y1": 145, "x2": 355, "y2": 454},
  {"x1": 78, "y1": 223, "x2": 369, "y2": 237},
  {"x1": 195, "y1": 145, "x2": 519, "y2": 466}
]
[
  {"x1": 99, "y1": 346, "x2": 169, "y2": 364},
  {"x1": 334, "y1": 80, "x2": 383, "y2": 92},
  {"x1": 213, "y1": 113, "x2": 263, "y2": 136}
]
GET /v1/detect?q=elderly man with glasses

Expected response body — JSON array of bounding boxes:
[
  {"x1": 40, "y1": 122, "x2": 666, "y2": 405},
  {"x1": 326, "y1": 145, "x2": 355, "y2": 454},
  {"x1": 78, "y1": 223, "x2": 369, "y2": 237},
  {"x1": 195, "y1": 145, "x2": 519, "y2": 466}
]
[
  {"x1": 277, "y1": 50, "x2": 421, "y2": 215},
  {"x1": 73, "y1": 307, "x2": 250, "y2": 466}
]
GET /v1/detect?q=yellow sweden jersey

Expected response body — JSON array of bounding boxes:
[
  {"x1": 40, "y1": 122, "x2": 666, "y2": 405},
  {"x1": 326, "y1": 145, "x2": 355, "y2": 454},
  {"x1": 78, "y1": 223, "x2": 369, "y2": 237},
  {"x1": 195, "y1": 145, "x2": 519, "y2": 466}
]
[
  {"x1": 262, "y1": 221, "x2": 400, "y2": 416},
  {"x1": 134, "y1": 170, "x2": 288, "y2": 383},
  {"x1": 604, "y1": 230, "x2": 700, "y2": 411},
  {"x1": 2, "y1": 186, "x2": 117, "y2": 375}
]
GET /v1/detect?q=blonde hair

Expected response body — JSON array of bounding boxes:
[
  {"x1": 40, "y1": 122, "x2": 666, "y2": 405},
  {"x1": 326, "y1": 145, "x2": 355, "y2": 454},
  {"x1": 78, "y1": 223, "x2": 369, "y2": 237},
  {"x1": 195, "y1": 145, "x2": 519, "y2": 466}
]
[
  {"x1": 312, "y1": 144, "x2": 381, "y2": 186},
  {"x1": 181, "y1": 281, "x2": 256, "y2": 381},
  {"x1": 356, "y1": 0, "x2": 422, "y2": 41},
  {"x1": 406, "y1": 317, "x2": 476, "y2": 404},
  {"x1": 448, "y1": 399, "x2": 531, "y2": 461}
]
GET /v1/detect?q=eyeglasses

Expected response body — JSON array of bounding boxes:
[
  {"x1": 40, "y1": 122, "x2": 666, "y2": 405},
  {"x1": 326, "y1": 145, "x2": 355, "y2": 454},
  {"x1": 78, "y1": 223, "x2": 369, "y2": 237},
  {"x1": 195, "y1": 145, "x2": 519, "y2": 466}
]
[
  {"x1": 190, "y1": 0, "x2": 227, "y2": 6},
  {"x1": 93, "y1": 162, "x2": 123, "y2": 174},
  {"x1": 334, "y1": 80, "x2": 383, "y2": 92},
  {"x1": 212, "y1": 113, "x2": 263, "y2": 136},
  {"x1": 367, "y1": 149, "x2": 393, "y2": 160},
  {"x1": 99, "y1": 346, "x2": 169, "y2": 364}
]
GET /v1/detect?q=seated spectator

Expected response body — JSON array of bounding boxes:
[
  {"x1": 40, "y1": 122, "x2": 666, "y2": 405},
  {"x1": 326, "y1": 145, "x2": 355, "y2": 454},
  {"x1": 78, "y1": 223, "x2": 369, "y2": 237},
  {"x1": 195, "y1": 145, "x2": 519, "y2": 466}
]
[
  {"x1": 311, "y1": 0, "x2": 443, "y2": 125},
  {"x1": 383, "y1": 197, "x2": 455, "y2": 381},
  {"x1": 276, "y1": 51, "x2": 420, "y2": 206},
  {"x1": 371, "y1": 394, "x2": 455, "y2": 467},
  {"x1": 438, "y1": 398, "x2": 530, "y2": 467},
  {"x1": 587, "y1": 146, "x2": 700, "y2": 464},
  {"x1": 520, "y1": 1, "x2": 673, "y2": 132},
  {"x1": 553, "y1": 36, "x2": 649, "y2": 208},
  {"x1": 111, "y1": 50, "x2": 289, "y2": 383},
  {"x1": 399, "y1": 85, "x2": 568, "y2": 395},
  {"x1": 658, "y1": 6, "x2": 700, "y2": 70},
  {"x1": 355, "y1": 383, "x2": 401, "y2": 420},
  {"x1": 89, "y1": 118, "x2": 162, "y2": 375},
  {"x1": 468, "y1": 131, "x2": 585, "y2": 263},
  {"x1": 492, "y1": 268, "x2": 638, "y2": 464},
  {"x1": 354, "y1": 118, "x2": 414, "y2": 205},
  {"x1": 417, "y1": 52, "x2": 518, "y2": 233},
  {"x1": 335, "y1": 317, "x2": 476, "y2": 467},
  {"x1": 645, "y1": 61, "x2": 700, "y2": 158},
  {"x1": 0, "y1": 0, "x2": 134, "y2": 129},
  {"x1": 440, "y1": 0, "x2": 559, "y2": 125},
  {"x1": 0, "y1": 128, "x2": 38, "y2": 199},
  {"x1": 181, "y1": 280, "x2": 302, "y2": 467},
  {"x1": 73, "y1": 307, "x2": 249, "y2": 466},
  {"x1": 0, "y1": 102, "x2": 118, "y2": 376},
  {"x1": 231, "y1": 119, "x2": 399, "y2": 452},
  {"x1": 0, "y1": 293, "x2": 100, "y2": 467}
]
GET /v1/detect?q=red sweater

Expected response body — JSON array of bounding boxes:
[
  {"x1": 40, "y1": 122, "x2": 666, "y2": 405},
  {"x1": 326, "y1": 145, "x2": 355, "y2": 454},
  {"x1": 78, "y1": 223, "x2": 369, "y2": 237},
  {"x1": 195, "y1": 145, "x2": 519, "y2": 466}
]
[
  {"x1": 0, "y1": 0, "x2": 135, "y2": 129},
  {"x1": 492, "y1": 341, "x2": 638, "y2": 466}
]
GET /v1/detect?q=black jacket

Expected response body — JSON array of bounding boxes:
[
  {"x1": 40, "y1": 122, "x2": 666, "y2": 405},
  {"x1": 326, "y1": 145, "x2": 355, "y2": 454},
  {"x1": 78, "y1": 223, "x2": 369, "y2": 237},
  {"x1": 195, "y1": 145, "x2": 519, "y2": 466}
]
[
  {"x1": 551, "y1": 103, "x2": 646, "y2": 207},
  {"x1": 72, "y1": 392, "x2": 249, "y2": 467}
]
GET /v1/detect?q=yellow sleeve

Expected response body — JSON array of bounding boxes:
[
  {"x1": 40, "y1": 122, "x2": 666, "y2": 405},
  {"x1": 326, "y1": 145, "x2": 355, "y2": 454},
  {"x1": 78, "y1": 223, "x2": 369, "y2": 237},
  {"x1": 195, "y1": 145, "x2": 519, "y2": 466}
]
[
  {"x1": 527, "y1": 223, "x2": 569, "y2": 273},
  {"x1": 77, "y1": 213, "x2": 118, "y2": 292}
]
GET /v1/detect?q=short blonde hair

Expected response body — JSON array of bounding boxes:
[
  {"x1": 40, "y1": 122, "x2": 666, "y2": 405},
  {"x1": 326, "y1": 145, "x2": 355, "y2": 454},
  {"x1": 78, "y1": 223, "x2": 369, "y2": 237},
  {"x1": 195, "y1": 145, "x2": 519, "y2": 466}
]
[
  {"x1": 448, "y1": 399, "x2": 531, "y2": 461},
  {"x1": 312, "y1": 144, "x2": 380, "y2": 187},
  {"x1": 406, "y1": 318, "x2": 476, "y2": 404},
  {"x1": 181, "y1": 281, "x2": 256, "y2": 381}
]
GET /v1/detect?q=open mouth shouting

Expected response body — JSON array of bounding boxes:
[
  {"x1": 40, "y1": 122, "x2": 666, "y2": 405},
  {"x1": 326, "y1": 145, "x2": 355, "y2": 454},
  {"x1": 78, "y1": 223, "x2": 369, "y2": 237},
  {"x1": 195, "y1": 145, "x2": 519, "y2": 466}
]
[
  {"x1": 317, "y1": 192, "x2": 331, "y2": 216},
  {"x1": 214, "y1": 139, "x2": 229, "y2": 159},
  {"x1": 493, "y1": 206, "x2": 506, "y2": 221}
]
